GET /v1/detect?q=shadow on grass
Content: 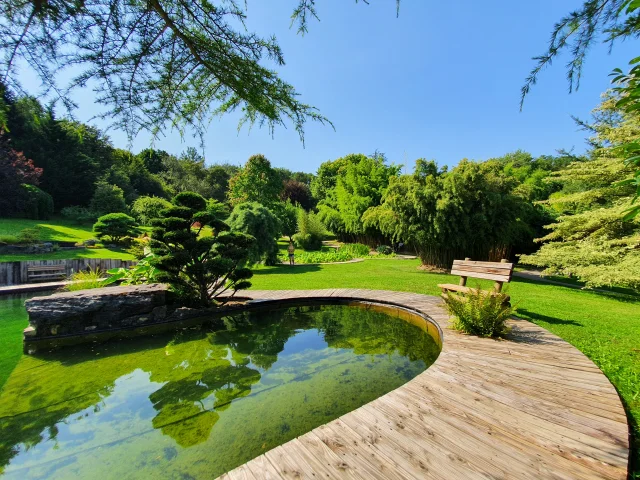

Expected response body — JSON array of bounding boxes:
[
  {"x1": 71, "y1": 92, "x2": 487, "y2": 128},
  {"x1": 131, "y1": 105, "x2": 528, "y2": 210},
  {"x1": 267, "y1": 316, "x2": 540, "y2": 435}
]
[
  {"x1": 511, "y1": 276, "x2": 640, "y2": 303},
  {"x1": 252, "y1": 265, "x2": 322, "y2": 275},
  {"x1": 515, "y1": 309, "x2": 583, "y2": 327}
]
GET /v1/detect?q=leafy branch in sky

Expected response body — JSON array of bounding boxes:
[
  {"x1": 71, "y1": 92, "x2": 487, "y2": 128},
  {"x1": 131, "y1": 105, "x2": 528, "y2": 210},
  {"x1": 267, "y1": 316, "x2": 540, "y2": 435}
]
[
  {"x1": 0, "y1": 0, "x2": 350, "y2": 142},
  {"x1": 522, "y1": 0, "x2": 640, "y2": 218}
]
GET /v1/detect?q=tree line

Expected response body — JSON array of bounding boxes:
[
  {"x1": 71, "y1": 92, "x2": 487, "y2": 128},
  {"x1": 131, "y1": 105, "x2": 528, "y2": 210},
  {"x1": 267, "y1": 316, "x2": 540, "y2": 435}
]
[{"x1": 1, "y1": 83, "x2": 637, "y2": 288}]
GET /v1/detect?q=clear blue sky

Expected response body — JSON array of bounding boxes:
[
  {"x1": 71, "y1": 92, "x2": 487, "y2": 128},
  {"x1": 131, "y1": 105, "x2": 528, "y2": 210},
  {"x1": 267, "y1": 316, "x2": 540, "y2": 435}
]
[{"x1": 19, "y1": 0, "x2": 639, "y2": 173}]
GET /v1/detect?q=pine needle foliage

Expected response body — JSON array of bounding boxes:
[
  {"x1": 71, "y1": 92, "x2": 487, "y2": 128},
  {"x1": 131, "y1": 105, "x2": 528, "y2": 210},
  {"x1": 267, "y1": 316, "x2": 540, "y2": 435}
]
[
  {"x1": 443, "y1": 289, "x2": 512, "y2": 338},
  {"x1": 0, "y1": 0, "x2": 334, "y2": 141},
  {"x1": 150, "y1": 192, "x2": 254, "y2": 306}
]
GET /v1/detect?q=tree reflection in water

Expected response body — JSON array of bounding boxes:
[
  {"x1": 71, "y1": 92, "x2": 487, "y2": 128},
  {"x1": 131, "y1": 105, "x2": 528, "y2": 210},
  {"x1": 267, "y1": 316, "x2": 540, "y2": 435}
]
[{"x1": 0, "y1": 303, "x2": 439, "y2": 479}]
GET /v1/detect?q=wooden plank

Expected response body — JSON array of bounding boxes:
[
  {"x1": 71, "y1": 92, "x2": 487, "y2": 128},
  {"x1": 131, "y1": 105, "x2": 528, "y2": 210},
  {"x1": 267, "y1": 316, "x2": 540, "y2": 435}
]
[
  {"x1": 220, "y1": 289, "x2": 629, "y2": 480},
  {"x1": 450, "y1": 268, "x2": 511, "y2": 282},
  {"x1": 453, "y1": 260, "x2": 514, "y2": 270}
]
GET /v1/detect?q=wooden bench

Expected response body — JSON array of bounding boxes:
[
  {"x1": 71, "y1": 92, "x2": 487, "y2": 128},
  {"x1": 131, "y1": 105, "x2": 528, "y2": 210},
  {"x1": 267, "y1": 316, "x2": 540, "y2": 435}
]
[
  {"x1": 438, "y1": 258, "x2": 514, "y2": 303},
  {"x1": 27, "y1": 265, "x2": 67, "y2": 283}
]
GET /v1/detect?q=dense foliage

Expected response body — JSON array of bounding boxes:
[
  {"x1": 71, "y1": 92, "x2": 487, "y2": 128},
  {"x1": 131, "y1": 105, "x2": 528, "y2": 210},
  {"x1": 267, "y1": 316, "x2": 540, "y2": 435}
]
[
  {"x1": 293, "y1": 210, "x2": 326, "y2": 251},
  {"x1": 131, "y1": 196, "x2": 173, "y2": 226},
  {"x1": 150, "y1": 192, "x2": 254, "y2": 306},
  {"x1": 520, "y1": 94, "x2": 640, "y2": 289},
  {"x1": 227, "y1": 202, "x2": 281, "y2": 266},
  {"x1": 93, "y1": 213, "x2": 139, "y2": 244},
  {"x1": 363, "y1": 159, "x2": 532, "y2": 268},
  {"x1": 228, "y1": 155, "x2": 282, "y2": 207},
  {"x1": 315, "y1": 153, "x2": 400, "y2": 244}
]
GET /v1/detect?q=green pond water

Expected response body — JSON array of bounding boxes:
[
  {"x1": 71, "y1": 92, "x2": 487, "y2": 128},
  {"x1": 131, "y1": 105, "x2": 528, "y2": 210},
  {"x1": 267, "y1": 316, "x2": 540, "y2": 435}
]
[{"x1": 0, "y1": 301, "x2": 440, "y2": 479}]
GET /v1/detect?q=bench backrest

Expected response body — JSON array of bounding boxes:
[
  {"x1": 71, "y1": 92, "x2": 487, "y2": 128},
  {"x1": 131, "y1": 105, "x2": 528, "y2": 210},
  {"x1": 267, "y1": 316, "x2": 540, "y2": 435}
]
[
  {"x1": 451, "y1": 258, "x2": 514, "y2": 292},
  {"x1": 28, "y1": 265, "x2": 66, "y2": 272}
]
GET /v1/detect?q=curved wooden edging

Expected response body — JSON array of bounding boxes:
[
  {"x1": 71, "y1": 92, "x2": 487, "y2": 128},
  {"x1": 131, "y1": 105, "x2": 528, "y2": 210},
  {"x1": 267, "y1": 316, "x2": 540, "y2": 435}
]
[{"x1": 220, "y1": 289, "x2": 629, "y2": 480}]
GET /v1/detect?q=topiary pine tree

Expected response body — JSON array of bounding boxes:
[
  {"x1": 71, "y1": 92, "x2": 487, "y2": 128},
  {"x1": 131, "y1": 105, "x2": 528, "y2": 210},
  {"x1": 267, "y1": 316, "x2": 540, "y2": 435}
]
[
  {"x1": 149, "y1": 192, "x2": 254, "y2": 306},
  {"x1": 93, "y1": 213, "x2": 139, "y2": 244}
]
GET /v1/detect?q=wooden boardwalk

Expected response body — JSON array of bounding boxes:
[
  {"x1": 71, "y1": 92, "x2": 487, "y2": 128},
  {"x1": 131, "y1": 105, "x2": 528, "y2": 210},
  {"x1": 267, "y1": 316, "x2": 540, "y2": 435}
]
[{"x1": 220, "y1": 289, "x2": 629, "y2": 480}]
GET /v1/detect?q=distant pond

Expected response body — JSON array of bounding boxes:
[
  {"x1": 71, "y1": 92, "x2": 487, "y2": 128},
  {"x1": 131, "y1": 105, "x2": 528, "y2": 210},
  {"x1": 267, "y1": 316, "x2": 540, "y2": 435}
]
[{"x1": 0, "y1": 302, "x2": 440, "y2": 479}]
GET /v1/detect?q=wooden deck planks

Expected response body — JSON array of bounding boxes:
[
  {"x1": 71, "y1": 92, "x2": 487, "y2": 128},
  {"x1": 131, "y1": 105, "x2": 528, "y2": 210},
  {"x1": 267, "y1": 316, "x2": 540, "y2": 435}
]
[{"x1": 220, "y1": 289, "x2": 629, "y2": 480}]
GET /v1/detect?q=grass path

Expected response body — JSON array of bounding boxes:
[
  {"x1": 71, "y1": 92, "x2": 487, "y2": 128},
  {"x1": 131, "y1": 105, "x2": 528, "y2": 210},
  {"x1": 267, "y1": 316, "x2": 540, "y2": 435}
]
[{"x1": 252, "y1": 259, "x2": 640, "y2": 477}]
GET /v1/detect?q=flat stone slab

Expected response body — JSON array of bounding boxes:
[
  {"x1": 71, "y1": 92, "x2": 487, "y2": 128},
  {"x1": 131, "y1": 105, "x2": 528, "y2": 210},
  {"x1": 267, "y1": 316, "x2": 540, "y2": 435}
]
[{"x1": 220, "y1": 289, "x2": 629, "y2": 480}]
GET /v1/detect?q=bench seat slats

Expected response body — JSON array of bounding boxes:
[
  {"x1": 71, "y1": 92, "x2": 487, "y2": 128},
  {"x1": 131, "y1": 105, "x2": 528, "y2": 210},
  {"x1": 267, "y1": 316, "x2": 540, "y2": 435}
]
[
  {"x1": 437, "y1": 283, "x2": 510, "y2": 301},
  {"x1": 27, "y1": 266, "x2": 66, "y2": 271}
]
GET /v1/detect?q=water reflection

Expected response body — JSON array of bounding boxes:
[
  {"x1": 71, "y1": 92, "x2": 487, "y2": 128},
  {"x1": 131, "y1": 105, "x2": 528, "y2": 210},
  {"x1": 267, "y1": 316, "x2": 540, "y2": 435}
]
[{"x1": 0, "y1": 304, "x2": 440, "y2": 479}]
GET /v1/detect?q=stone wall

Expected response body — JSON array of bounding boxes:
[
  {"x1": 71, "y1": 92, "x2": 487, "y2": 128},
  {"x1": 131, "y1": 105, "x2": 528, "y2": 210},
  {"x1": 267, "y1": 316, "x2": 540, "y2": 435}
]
[{"x1": 24, "y1": 284, "x2": 169, "y2": 339}]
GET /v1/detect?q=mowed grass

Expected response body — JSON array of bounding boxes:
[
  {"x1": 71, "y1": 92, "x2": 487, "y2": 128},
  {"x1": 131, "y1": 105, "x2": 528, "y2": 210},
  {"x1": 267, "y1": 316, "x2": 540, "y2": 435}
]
[
  {"x1": 252, "y1": 259, "x2": 640, "y2": 476},
  {"x1": 0, "y1": 218, "x2": 139, "y2": 261},
  {"x1": 0, "y1": 218, "x2": 95, "y2": 242}
]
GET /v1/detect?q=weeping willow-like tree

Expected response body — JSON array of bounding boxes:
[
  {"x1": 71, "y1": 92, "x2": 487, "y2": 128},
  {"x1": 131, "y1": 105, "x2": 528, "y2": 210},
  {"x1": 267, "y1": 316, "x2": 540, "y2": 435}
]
[
  {"x1": 363, "y1": 159, "x2": 531, "y2": 268},
  {"x1": 522, "y1": 0, "x2": 640, "y2": 218}
]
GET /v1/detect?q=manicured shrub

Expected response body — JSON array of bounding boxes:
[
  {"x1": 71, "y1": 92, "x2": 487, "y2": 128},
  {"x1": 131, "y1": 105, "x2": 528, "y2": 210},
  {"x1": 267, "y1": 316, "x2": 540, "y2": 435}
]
[
  {"x1": 61, "y1": 205, "x2": 98, "y2": 224},
  {"x1": 89, "y1": 181, "x2": 127, "y2": 216},
  {"x1": 150, "y1": 192, "x2": 254, "y2": 306},
  {"x1": 293, "y1": 210, "x2": 325, "y2": 251},
  {"x1": 442, "y1": 289, "x2": 512, "y2": 337},
  {"x1": 228, "y1": 202, "x2": 281, "y2": 265},
  {"x1": 93, "y1": 213, "x2": 139, "y2": 243},
  {"x1": 131, "y1": 196, "x2": 172, "y2": 225},
  {"x1": 340, "y1": 243, "x2": 370, "y2": 257}
]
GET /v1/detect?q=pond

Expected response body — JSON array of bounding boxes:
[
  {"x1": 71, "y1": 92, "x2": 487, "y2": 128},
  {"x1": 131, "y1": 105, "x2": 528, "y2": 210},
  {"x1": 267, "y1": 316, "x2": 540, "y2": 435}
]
[{"x1": 0, "y1": 301, "x2": 440, "y2": 479}]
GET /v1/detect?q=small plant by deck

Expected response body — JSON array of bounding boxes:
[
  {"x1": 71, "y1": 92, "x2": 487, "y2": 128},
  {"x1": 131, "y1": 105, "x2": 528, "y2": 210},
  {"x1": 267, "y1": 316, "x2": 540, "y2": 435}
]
[
  {"x1": 150, "y1": 192, "x2": 255, "y2": 306},
  {"x1": 443, "y1": 289, "x2": 512, "y2": 337},
  {"x1": 65, "y1": 267, "x2": 107, "y2": 291}
]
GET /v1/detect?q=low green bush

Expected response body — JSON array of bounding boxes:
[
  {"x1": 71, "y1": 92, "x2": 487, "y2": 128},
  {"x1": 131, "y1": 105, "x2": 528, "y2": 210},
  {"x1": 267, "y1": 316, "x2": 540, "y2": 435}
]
[
  {"x1": 340, "y1": 243, "x2": 370, "y2": 257},
  {"x1": 17, "y1": 228, "x2": 40, "y2": 244},
  {"x1": 93, "y1": 213, "x2": 139, "y2": 244},
  {"x1": 280, "y1": 249, "x2": 355, "y2": 264},
  {"x1": 61, "y1": 206, "x2": 97, "y2": 224},
  {"x1": 443, "y1": 288, "x2": 512, "y2": 337},
  {"x1": 0, "y1": 234, "x2": 18, "y2": 244},
  {"x1": 376, "y1": 245, "x2": 393, "y2": 255}
]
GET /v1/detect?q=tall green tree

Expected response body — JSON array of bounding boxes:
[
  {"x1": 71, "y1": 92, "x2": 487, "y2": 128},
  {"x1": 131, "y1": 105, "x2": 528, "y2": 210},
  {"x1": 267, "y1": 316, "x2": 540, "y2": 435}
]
[
  {"x1": 228, "y1": 155, "x2": 282, "y2": 207},
  {"x1": 316, "y1": 153, "x2": 400, "y2": 243},
  {"x1": 227, "y1": 202, "x2": 281, "y2": 265},
  {"x1": 523, "y1": 0, "x2": 640, "y2": 218}
]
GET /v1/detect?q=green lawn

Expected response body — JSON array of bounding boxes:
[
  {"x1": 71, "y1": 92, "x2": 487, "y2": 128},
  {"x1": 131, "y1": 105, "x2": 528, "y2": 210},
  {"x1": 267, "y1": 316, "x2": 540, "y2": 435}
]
[
  {"x1": 0, "y1": 218, "x2": 95, "y2": 242},
  {"x1": 0, "y1": 248, "x2": 135, "y2": 262},
  {"x1": 0, "y1": 218, "x2": 138, "y2": 261},
  {"x1": 252, "y1": 259, "x2": 640, "y2": 476}
]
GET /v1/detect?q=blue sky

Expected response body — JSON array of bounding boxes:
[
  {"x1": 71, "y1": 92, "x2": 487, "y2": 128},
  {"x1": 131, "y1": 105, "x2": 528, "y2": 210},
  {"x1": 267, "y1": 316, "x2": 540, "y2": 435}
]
[{"x1": 18, "y1": 0, "x2": 639, "y2": 173}]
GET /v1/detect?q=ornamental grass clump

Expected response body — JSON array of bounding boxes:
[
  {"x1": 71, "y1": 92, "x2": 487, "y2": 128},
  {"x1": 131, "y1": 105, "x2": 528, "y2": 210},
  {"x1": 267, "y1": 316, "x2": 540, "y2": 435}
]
[
  {"x1": 443, "y1": 288, "x2": 512, "y2": 338},
  {"x1": 66, "y1": 268, "x2": 107, "y2": 291}
]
